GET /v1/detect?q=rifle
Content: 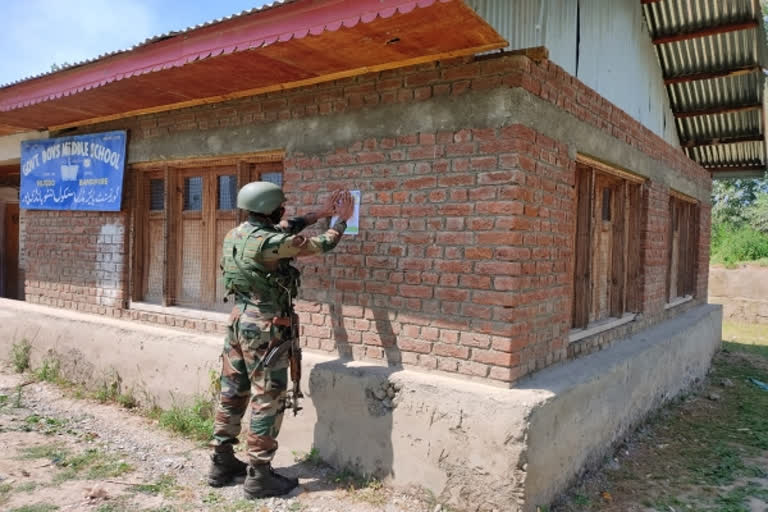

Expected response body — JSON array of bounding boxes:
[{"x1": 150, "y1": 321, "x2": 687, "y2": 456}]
[
  {"x1": 287, "y1": 314, "x2": 303, "y2": 416},
  {"x1": 262, "y1": 313, "x2": 303, "y2": 416}
]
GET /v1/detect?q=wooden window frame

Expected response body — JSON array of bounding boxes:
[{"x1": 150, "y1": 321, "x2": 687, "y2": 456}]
[
  {"x1": 666, "y1": 190, "x2": 699, "y2": 304},
  {"x1": 571, "y1": 157, "x2": 645, "y2": 333},
  {"x1": 129, "y1": 152, "x2": 283, "y2": 311}
]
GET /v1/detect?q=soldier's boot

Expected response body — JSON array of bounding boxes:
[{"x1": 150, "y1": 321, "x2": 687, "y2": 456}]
[
  {"x1": 207, "y1": 447, "x2": 248, "y2": 487},
  {"x1": 243, "y1": 463, "x2": 299, "y2": 499}
]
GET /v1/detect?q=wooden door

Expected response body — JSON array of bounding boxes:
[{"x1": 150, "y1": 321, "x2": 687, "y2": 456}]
[
  {"x1": 134, "y1": 172, "x2": 166, "y2": 304},
  {"x1": 175, "y1": 166, "x2": 239, "y2": 310},
  {"x1": 591, "y1": 174, "x2": 622, "y2": 323},
  {"x1": 3, "y1": 203, "x2": 20, "y2": 299}
]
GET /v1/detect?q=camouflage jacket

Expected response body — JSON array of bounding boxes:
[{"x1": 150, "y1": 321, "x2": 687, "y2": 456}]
[{"x1": 220, "y1": 214, "x2": 346, "y2": 317}]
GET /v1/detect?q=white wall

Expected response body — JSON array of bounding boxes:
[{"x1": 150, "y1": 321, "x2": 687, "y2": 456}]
[
  {"x1": 0, "y1": 131, "x2": 47, "y2": 165},
  {"x1": 467, "y1": 0, "x2": 680, "y2": 147}
]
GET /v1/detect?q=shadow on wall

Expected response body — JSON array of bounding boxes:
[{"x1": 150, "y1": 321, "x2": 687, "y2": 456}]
[{"x1": 309, "y1": 303, "x2": 403, "y2": 480}]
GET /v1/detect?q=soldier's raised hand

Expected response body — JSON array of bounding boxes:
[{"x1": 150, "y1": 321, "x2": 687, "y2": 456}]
[
  {"x1": 318, "y1": 189, "x2": 342, "y2": 218},
  {"x1": 335, "y1": 190, "x2": 355, "y2": 222}
]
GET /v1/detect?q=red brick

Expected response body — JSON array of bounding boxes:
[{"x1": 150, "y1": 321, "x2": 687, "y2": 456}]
[
  {"x1": 438, "y1": 357, "x2": 460, "y2": 372},
  {"x1": 476, "y1": 201, "x2": 525, "y2": 215},
  {"x1": 433, "y1": 343, "x2": 470, "y2": 359},
  {"x1": 468, "y1": 218, "x2": 495, "y2": 231},
  {"x1": 464, "y1": 247, "x2": 493, "y2": 260},
  {"x1": 403, "y1": 176, "x2": 437, "y2": 189},
  {"x1": 472, "y1": 350, "x2": 519, "y2": 367},
  {"x1": 473, "y1": 290, "x2": 520, "y2": 307},
  {"x1": 336, "y1": 279, "x2": 363, "y2": 292},
  {"x1": 398, "y1": 337, "x2": 432, "y2": 354},
  {"x1": 436, "y1": 232, "x2": 473, "y2": 245},
  {"x1": 435, "y1": 288, "x2": 470, "y2": 302},
  {"x1": 489, "y1": 366, "x2": 522, "y2": 382},
  {"x1": 438, "y1": 174, "x2": 475, "y2": 187},
  {"x1": 460, "y1": 332, "x2": 491, "y2": 349},
  {"x1": 478, "y1": 170, "x2": 525, "y2": 185},
  {"x1": 406, "y1": 70, "x2": 441, "y2": 87},
  {"x1": 470, "y1": 156, "x2": 498, "y2": 170},
  {"x1": 460, "y1": 275, "x2": 491, "y2": 289},
  {"x1": 457, "y1": 361, "x2": 489, "y2": 378},
  {"x1": 399, "y1": 285, "x2": 433, "y2": 299}
]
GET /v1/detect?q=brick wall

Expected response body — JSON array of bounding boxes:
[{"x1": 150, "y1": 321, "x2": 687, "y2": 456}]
[
  {"x1": 282, "y1": 123, "x2": 574, "y2": 381},
  {"x1": 23, "y1": 210, "x2": 127, "y2": 313},
  {"x1": 642, "y1": 182, "x2": 671, "y2": 316},
  {"x1": 23, "y1": 51, "x2": 713, "y2": 385}
]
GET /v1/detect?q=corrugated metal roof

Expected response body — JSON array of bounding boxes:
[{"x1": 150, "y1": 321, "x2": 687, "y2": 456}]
[
  {"x1": 642, "y1": 0, "x2": 768, "y2": 176},
  {"x1": 0, "y1": 0, "x2": 294, "y2": 89}
]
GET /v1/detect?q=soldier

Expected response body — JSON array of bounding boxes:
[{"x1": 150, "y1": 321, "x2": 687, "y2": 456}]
[{"x1": 209, "y1": 181, "x2": 354, "y2": 498}]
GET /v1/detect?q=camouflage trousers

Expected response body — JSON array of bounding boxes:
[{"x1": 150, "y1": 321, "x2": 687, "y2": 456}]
[{"x1": 212, "y1": 304, "x2": 290, "y2": 465}]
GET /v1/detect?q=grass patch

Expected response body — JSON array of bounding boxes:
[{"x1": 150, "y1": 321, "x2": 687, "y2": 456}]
[
  {"x1": 56, "y1": 449, "x2": 133, "y2": 482},
  {"x1": 148, "y1": 396, "x2": 214, "y2": 442},
  {"x1": 94, "y1": 495, "x2": 133, "y2": 512},
  {"x1": 116, "y1": 391, "x2": 138, "y2": 409},
  {"x1": 133, "y1": 474, "x2": 177, "y2": 497},
  {"x1": 330, "y1": 467, "x2": 387, "y2": 504},
  {"x1": 0, "y1": 482, "x2": 13, "y2": 505},
  {"x1": 9, "y1": 505, "x2": 59, "y2": 512},
  {"x1": 18, "y1": 445, "x2": 132, "y2": 483},
  {"x1": 11, "y1": 339, "x2": 31, "y2": 373},
  {"x1": 723, "y1": 321, "x2": 768, "y2": 351},
  {"x1": 13, "y1": 385, "x2": 23, "y2": 408},
  {"x1": 212, "y1": 499, "x2": 265, "y2": 512},
  {"x1": 34, "y1": 355, "x2": 60, "y2": 383},
  {"x1": 14, "y1": 482, "x2": 39, "y2": 493},
  {"x1": 18, "y1": 443, "x2": 69, "y2": 464},
  {"x1": 293, "y1": 447, "x2": 322, "y2": 466},
  {"x1": 95, "y1": 505, "x2": 124, "y2": 512},
  {"x1": 555, "y1": 326, "x2": 768, "y2": 511}
]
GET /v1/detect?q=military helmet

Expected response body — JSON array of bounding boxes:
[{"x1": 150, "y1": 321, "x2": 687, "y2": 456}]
[{"x1": 236, "y1": 181, "x2": 285, "y2": 214}]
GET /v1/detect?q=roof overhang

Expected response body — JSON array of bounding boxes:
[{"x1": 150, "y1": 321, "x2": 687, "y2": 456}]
[
  {"x1": 0, "y1": 0, "x2": 506, "y2": 134},
  {"x1": 642, "y1": 0, "x2": 768, "y2": 179}
]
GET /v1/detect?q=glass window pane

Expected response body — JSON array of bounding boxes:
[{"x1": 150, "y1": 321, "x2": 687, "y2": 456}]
[
  {"x1": 218, "y1": 175, "x2": 237, "y2": 210},
  {"x1": 183, "y1": 177, "x2": 203, "y2": 211},
  {"x1": 602, "y1": 189, "x2": 611, "y2": 221},
  {"x1": 149, "y1": 179, "x2": 164, "y2": 211},
  {"x1": 261, "y1": 172, "x2": 283, "y2": 187}
]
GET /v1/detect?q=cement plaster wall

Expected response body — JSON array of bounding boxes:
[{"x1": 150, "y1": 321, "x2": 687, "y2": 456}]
[
  {"x1": 123, "y1": 87, "x2": 709, "y2": 204},
  {"x1": 709, "y1": 265, "x2": 768, "y2": 324},
  {"x1": 0, "y1": 299, "x2": 721, "y2": 511}
]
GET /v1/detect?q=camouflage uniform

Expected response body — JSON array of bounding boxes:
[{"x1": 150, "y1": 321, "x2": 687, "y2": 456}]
[{"x1": 213, "y1": 213, "x2": 346, "y2": 465}]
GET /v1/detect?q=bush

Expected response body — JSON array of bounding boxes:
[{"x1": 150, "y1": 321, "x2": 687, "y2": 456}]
[
  {"x1": 11, "y1": 340, "x2": 31, "y2": 373},
  {"x1": 711, "y1": 224, "x2": 768, "y2": 265},
  {"x1": 151, "y1": 396, "x2": 215, "y2": 442},
  {"x1": 35, "y1": 355, "x2": 61, "y2": 383},
  {"x1": 746, "y1": 192, "x2": 768, "y2": 235}
]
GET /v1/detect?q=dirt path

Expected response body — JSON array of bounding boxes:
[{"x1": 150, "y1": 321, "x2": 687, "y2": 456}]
[
  {"x1": 553, "y1": 336, "x2": 768, "y2": 512},
  {"x1": 0, "y1": 371, "x2": 432, "y2": 512}
]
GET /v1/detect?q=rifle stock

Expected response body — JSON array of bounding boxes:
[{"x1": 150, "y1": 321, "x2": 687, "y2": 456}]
[{"x1": 288, "y1": 313, "x2": 303, "y2": 416}]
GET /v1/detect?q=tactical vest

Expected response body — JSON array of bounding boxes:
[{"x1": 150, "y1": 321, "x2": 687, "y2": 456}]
[{"x1": 220, "y1": 222, "x2": 300, "y2": 314}]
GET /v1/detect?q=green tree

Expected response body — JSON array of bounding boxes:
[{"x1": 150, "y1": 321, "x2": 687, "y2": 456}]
[
  {"x1": 711, "y1": 176, "x2": 768, "y2": 226},
  {"x1": 746, "y1": 191, "x2": 768, "y2": 235}
]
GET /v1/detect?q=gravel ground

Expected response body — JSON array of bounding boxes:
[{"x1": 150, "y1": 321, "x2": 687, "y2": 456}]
[{"x1": 0, "y1": 369, "x2": 434, "y2": 512}]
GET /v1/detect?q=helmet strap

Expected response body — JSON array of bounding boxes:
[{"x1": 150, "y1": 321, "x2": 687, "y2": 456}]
[{"x1": 268, "y1": 207, "x2": 285, "y2": 225}]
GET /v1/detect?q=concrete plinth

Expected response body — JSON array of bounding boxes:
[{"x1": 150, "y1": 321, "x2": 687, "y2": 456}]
[{"x1": 0, "y1": 299, "x2": 721, "y2": 511}]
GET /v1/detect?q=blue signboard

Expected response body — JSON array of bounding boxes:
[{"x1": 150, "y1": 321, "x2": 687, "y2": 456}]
[{"x1": 20, "y1": 130, "x2": 127, "y2": 211}]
